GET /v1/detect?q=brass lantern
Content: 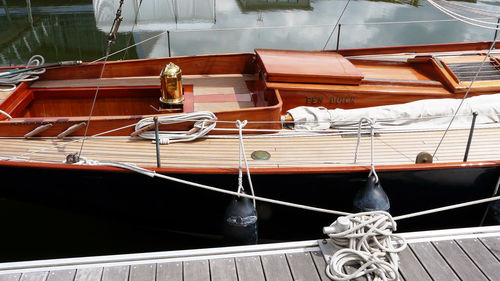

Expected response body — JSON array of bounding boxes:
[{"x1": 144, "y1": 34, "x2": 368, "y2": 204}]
[{"x1": 160, "y1": 62, "x2": 183, "y2": 108}]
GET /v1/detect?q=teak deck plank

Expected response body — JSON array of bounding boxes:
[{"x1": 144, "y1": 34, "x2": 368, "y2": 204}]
[
  {"x1": 285, "y1": 252, "x2": 321, "y2": 281},
  {"x1": 101, "y1": 266, "x2": 129, "y2": 281},
  {"x1": 209, "y1": 258, "x2": 238, "y2": 281},
  {"x1": 183, "y1": 260, "x2": 209, "y2": 281},
  {"x1": 156, "y1": 262, "x2": 182, "y2": 281},
  {"x1": 235, "y1": 256, "x2": 266, "y2": 281},
  {"x1": 398, "y1": 247, "x2": 432, "y2": 281},
  {"x1": 433, "y1": 240, "x2": 488, "y2": 281},
  {"x1": 46, "y1": 271, "x2": 76, "y2": 281},
  {"x1": 456, "y1": 238, "x2": 500, "y2": 281},
  {"x1": 1, "y1": 126, "x2": 499, "y2": 169},
  {"x1": 129, "y1": 264, "x2": 155, "y2": 281},
  {"x1": 260, "y1": 254, "x2": 293, "y2": 281},
  {"x1": 410, "y1": 242, "x2": 460, "y2": 281}
]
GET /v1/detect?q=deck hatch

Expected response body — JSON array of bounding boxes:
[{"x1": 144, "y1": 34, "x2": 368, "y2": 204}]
[
  {"x1": 446, "y1": 61, "x2": 500, "y2": 82},
  {"x1": 255, "y1": 49, "x2": 364, "y2": 85}
]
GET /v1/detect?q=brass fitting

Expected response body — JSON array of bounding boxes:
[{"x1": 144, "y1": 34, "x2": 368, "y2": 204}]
[{"x1": 160, "y1": 62, "x2": 183, "y2": 108}]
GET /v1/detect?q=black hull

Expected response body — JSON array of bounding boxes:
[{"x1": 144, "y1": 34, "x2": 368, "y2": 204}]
[{"x1": 0, "y1": 164, "x2": 499, "y2": 260}]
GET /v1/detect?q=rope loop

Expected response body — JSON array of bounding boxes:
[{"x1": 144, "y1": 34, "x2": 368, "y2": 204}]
[
  {"x1": 324, "y1": 211, "x2": 406, "y2": 281},
  {"x1": 0, "y1": 55, "x2": 46, "y2": 90},
  {"x1": 135, "y1": 112, "x2": 217, "y2": 144},
  {"x1": 235, "y1": 120, "x2": 256, "y2": 206}
]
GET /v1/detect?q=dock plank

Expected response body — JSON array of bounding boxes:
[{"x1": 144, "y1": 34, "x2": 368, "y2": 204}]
[
  {"x1": 410, "y1": 242, "x2": 460, "y2": 281},
  {"x1": 209, "y1": 258, "x2": 237, "y2": 281},
  {"x1": 183, "y1": 260, "x2": 209, "y2": 281},
  {"x1": 286, "y1": 252, "x2": 321, "y2": 281},
  {"x1": 433, "y1": 240, "x2": 488, "y2": 281},
  {"x1": 261, "y1": 254, "x2": 293, "y2": 281},
  {"x1": 20, "y1": 271, "x2": 48, "y2": 281},
  {"x1": 235, "y1": 256, "x2": 265, "y2": 281},
  {"x1": 481, "y1": 236, "x2": 500, "y2": 260},
  {"x1": 46, "y1": 270, "x2": 75, "y2": 281},
  {"x1": 457, "y1": 238, "x2": 500, "y2": 281},
  {"x1": 310, "y1": 251, "x2": 331, "y2": 281},
  {"x1": 74, "y1": 268, "x2": 103, "y2": 281},
  {"x1": 0, "y1": 274, "x2": 21, "y2": 281},
  {"x1": 398, "y1": 247, "x2": 431, "y2": 281},
  {"x1": 157, "y1": 262, "x2": 182, "y2": 281},
  {"x1": 19, "y1": 272, "x2": 48, "y2": 281},
  {"x1": 129, "y1": 264, "x2": 155, "y2": 281},
  {"x1": 101, "y1": 266, "x2": 129, "y2": 281}
]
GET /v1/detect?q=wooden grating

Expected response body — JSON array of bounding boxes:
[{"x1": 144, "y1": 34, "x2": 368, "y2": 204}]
[{"x1": 1, "y1": 126, "x2": 499, "y2": 169}]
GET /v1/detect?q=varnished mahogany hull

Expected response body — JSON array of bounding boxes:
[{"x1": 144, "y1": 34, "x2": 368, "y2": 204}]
[{"x1": 0, "y1": 162, "x2": 498, "y2": 244}]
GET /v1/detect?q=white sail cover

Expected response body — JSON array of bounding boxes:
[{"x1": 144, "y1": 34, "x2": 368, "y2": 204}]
[{"x1": 287, "y1": 94, "x2": 500, "y2": 130}]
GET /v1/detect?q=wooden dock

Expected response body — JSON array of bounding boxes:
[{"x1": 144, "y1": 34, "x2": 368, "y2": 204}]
[{"x1": 0, "y1": 225, "x2": 499, "y2": 281}]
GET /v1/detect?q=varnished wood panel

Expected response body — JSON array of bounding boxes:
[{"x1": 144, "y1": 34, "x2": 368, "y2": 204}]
[
  {"x1": 40, "y1": 54, "x2": 256, "y2": 80},
  {"x1": 337, "y1": 41, "x2": 493, "y2": 57},
  {"x1": 256, "y1": 49, "x2": 363, "y2": 85}
]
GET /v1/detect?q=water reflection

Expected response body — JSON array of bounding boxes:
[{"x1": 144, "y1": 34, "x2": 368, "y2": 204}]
[
  {"x1": 0, "y1": 0, "x2": 136, "y2": 66},
  {"x1": 0, "y1": 0, "x2": 499, "y2": 66}
]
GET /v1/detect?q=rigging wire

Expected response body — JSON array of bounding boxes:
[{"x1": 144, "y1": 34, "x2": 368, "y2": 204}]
[
  {"x1": 78, "y1": 0, "x2": 124, "y2": 157},
  {"x1": 432, "y1": 40, "x2": 497, "y2": 159},
  {"x1": 322, "y1": 0, "x2": 351, "y2": 51},
  {"x1": 122, "y1": 0, "x2": 143, "y2": 60},
  {"x1": 425, "y1": 0, "x2": 500, "y2": 30}
]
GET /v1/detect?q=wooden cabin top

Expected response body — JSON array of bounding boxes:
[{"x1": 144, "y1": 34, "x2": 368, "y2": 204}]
[
  {"x1": 255, "y1": 49, "x2": 364, "y2": 85},
  {"x1": 1, "y1": 41, "x2": 500, "y2": 138}
]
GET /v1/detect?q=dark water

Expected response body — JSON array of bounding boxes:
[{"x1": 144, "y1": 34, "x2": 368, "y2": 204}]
[{"x1": 1, "y1": 0, "x2": 500, "y2": 262}]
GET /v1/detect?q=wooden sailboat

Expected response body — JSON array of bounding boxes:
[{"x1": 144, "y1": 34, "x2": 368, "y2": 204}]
[{"x1": 0, "y1": 41, "x2": 499, "y2": 240}]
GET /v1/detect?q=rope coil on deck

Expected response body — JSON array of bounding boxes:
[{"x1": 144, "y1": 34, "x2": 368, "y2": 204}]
[
  {"x1": 323, "y1": 211, "x2": 407, "y2": 281},
  {"x1": 134, "y1": 112, "x2": 217, "y2": 144},
  {"x1": 0, "y1": 55, "x2": 46, "y2": 91}
]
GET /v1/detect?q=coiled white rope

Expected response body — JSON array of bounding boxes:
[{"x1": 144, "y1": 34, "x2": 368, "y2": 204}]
[
  {"x1": 323, "y1": 212, "x2": 406, "y2": 281},
  {"x1": 135, "y1": 112, "x2": 217, "y2": 144},
  {"x1": 0, "y1": 55, "x2": 46, "y2": 91}
]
